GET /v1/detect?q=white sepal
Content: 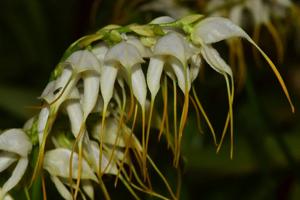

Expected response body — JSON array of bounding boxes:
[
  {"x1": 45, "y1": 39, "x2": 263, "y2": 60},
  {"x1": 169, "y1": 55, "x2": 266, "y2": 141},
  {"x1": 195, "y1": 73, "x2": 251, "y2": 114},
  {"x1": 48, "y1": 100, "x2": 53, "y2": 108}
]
[
  {"x1": 154, "y1": 32, "x2": 186, "y2": 65},
  {"x1": 0, "y1": 129, "x2": 32, "y2": 157},
  {"x1": 38, "y1": 107, "x2": 50, "y2": 145},
  {"x1": 82, "y1": 73, "x2": 100, "y2": 119},
  {"x1": 192, "y1": 17, "x2": 250, "y2": 45},
  {"x1": 170, "y1": 57, "x2": 191, "y2": 93},
  {"x1": 131, "y1": 64, "x2": 147, "y2": 108},
  {"x1": 50, "y1": 176, "x2": 72, "y2": 200},
  {"x1": 2, "y1": 158, "x2": 28, "y2": 195},
  {"x1": 105, "y1": 41, "x2": 144, "y2": 70},
  {"x1": 43, "y1": 148, "x2": 98, "y2": 182},
  {"x1": 23, "y1": 117, "x2": 35, "y2": 132},
  {"x1": 190, "y1": 54, "x2": 202, "y2": 82},
  {"x1": 65, "y1": 99, "x2": 83, "y2": 137},
  {"x1": 88, "y1": 141, "x2": 118, "y2": 175},
  {"x1": 91, "y1": 118, "x2": 125, "y2": 147},
  {"x1": 150, "y1": 16, "x2": 175, "y2": 24},
  {"x1": 66, "y1": 50, "x2": 101, "y2": 74},
  {"x1": 91, "y1": 42, "x2": 109, "y2": 66},
  {"x1": 200, "y1": 45, "x2": 233, "y2": 77},
  {"x1": 126, "y1": 36, "x2": 152, "y2": 58},
  {"x1": 100, "y1": 63, "x2": 118, "y2": 108},
  {"x1": 0, "y1": 152, "x2": 17, "y2": 173},
  {"x1": 147, "y1": 56, "x2": 164, "y2": 99}
]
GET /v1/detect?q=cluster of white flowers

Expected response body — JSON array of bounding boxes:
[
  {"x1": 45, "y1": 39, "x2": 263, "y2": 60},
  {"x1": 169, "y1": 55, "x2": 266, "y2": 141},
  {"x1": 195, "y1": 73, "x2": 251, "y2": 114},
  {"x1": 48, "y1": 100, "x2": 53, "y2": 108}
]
[{"x1": 0, "y1": 14, "x2": 293, "y2": 200}]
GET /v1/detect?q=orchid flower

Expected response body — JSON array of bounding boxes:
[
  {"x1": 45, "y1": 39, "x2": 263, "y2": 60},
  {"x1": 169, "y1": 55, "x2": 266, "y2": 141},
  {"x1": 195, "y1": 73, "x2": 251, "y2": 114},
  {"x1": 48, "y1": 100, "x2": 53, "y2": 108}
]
[
  {"x1": 147, "y1": 31, "x2": 195, "y2": 165},
  {"x1": 191, "y1": 16, "x2": 294, "y2": 158},
  {"x1": 0, "y1": 129, "x2": 32, "y2": 199},
  {"x1": 32, "y1": 49, "x2": 101, "y2": 183},
  {"x1": 43, "y1": 148, "x2": 98, "y2": 200},
  {"x1": 100, "y1": 40, "x2": 149, "y2": 174}
]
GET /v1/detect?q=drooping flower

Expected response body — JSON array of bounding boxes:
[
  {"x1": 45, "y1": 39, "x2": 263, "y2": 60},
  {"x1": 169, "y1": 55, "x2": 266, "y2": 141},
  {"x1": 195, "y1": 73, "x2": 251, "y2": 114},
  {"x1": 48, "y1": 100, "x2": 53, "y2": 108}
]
[
  {"x1": 43, "y1": 148, "x2": 98, "y2": 200},
  {"x1": 101, "y1": 40, "x2": 146, "y2": 112},
  {"x1": 0, "y1": 129, "x2": 32, "y2": 199},
  {"x1": 191, "y1": 16, "x2": 294, "y2": 157}
]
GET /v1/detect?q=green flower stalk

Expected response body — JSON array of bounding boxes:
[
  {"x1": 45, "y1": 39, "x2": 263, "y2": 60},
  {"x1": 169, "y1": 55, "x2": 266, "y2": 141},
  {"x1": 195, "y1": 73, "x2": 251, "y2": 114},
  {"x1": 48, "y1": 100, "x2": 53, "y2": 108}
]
[{"x1": 0, "y1": 14, "x2": 294, "y2": 200}]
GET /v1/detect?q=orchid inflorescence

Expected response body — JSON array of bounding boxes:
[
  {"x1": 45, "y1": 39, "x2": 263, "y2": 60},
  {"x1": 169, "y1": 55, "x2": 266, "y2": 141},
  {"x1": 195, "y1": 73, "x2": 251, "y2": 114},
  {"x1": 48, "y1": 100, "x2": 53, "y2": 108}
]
[{"x1": 0, "y1": 14, "x2": 294, "y2": 200}]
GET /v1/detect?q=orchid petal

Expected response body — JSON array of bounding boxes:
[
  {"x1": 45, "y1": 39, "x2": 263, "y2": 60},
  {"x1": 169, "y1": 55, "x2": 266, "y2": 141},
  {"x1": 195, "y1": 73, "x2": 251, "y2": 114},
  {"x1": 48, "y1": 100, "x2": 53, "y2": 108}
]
[
  {"x1": 91, "y1": 42, "x2": 109, "y2": 66},
  {"x1": 83, "y1": 73, "x2": 100, "y2": 119},
  {"x1": 23, "y1": 117, "x2": 35, "y2": 132},
  {"x1": 38, "y1": 107, "x2": 50, "y2": 144},
  {"x1": 131, "y1": 64, "x2": 147, "y2": 108},
  {"x1": 126, "y1": 36, "x2": 152, "y2": 58},
  {"x1": 200, "y1": 45, "x2": 232, "y2": 76},
  {"x1": 2, "y1": 158, "x2": 28, "y2": 195},
  {"x1": 154, "y1": 32, "x2": 186, "y2": 65},
  {"x1": 91, "y1": 118, "x2": 125, "y2": 147},
  {"x1": 50, "y1": 176, "x2": 72, "y2": 200},
  {"x1": 193, "y1": 16, "x2": 294, "y2": 112},
  {"x1": 100, "y1": 63, "x2": 118, "y2": 108},
  {"x1": 0, "y1": 129, "x2": 32, "y2": 157},
  {"x1": 0, "y1": 152, "x2": 17, "y2": 173},
  {"x1": 88, "y1": 141, "x2": 118, "y2": 174},
  {"x1": 147, "y1": 57, "x2": 164, "y2": 99},
  {"x1": 66, "y1": 50, "x2": 101, "y2": 74},
  {"x1": 43, "y1": 148, "x2": 97, "y2": 182},
  {"x1": 105, "y1": 42, "x2": 144, "y2": 70},
  {"x1": 91, "y1": 95, "x2": 105, "y2": 114},
  {"x1": 190, "y1": 54, "x2": 202, "y2": 82},
  {"x1": 170, "y1": 57, "x2": 191, "y2": 93},
  {"x1": 65, "y1": 99, "x2": 83, "y2": 137},
  {"x1": 150, "y1": 16, "x2": 176, "y2": 24},
  {"x1": 40, "y1": 67, "x2": 73, "y2": 104},
  {"x1": 191, "y1": 17, "x2": 251, "y2": 44}
]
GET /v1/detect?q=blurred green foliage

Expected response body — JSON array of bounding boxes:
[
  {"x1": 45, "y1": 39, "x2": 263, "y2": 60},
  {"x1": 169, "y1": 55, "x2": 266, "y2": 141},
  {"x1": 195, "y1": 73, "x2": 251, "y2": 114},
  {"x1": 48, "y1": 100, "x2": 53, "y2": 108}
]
[{"x1": 1, "y1": 0, "x2": 300, "y2": 199}]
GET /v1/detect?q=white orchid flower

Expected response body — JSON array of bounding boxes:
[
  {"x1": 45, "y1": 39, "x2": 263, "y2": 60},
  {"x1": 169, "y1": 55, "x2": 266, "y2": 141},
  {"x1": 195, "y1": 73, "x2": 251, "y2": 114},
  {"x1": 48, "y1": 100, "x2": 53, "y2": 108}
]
[
  {"x1": 66, "y1": 50, "x2": 101, "y2": 120},
  {"x1": 43, "y1": 148, "x2": 98, "y2": 200},
  {"x1": 91, "y1": 117, "x2": 140, "y2": 150},
  {"x1": 146, "y1": 31, "x2": 195, "y2": 165},
  {"x1": 0, "y1": 129, "x2": 32, "y2": 199},
  {"x1": 191, "y1": 16, "x2": 294, "y2": 158},
  {"x1": 43, "y1": 148, "x2": 97, "y2": 181},
  {"x1": 85, "y1": 141, "x2": 118, "y2": 175},
  {"x1": 191, "y1": 16, "x2": 293, "y2": 110},
  {"x1": 101, "y1": 41, "x2": 146, "y2": 111},
  {"x1": 147, "y1": 32, "x2": 193, "y2": 98}
]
